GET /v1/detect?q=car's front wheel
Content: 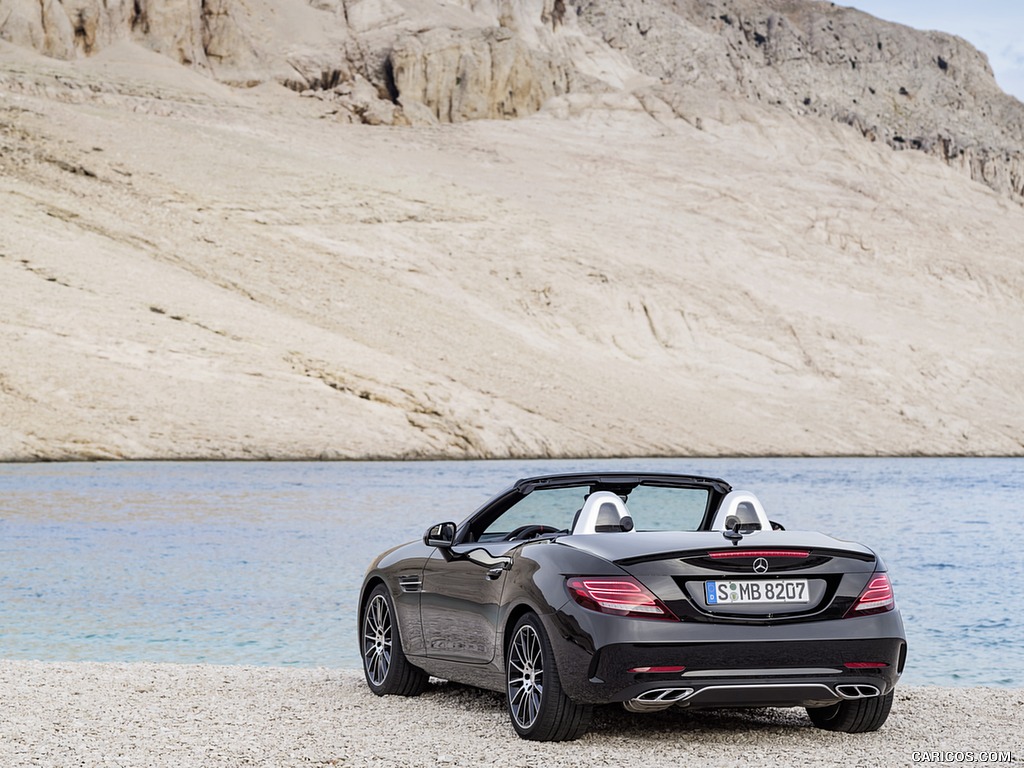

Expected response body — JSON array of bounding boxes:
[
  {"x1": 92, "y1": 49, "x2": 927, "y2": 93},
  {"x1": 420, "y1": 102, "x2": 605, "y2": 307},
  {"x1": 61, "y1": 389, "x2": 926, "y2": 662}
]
[
  {"x1": 505, "y1": 613, "x2": 592, "y2": 741},
  {"x1": 806, "y1": 689, "x2": 894, "y2": 732},
  {"x1": 360, "y1": 583, "x2": 428, "y2": 696}
]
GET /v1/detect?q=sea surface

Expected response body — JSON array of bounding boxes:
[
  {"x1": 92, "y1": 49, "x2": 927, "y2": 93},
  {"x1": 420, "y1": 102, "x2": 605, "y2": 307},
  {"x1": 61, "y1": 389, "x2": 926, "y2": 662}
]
[{"x1": 1, "y1": 458, "x2": 1021, "y2": 687}]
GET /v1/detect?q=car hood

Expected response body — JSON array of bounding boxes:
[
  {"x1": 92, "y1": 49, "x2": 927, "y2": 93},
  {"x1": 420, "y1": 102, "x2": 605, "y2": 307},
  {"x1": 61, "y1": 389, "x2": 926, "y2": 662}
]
[{"x1": 556, "y1": 530, "x2": 876, "y2": 563}]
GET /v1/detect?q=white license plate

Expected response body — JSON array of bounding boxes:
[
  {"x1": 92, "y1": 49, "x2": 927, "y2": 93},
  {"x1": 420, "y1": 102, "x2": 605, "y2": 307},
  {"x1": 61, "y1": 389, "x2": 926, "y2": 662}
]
[{"x1": 705, "y1": 579, "x2": 809, "y2": 605}]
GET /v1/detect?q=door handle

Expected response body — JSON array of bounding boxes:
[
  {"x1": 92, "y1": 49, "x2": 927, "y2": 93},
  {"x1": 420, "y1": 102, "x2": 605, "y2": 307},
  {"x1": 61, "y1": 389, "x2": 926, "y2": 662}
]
[{"x1": 486, "y1": 567, "x2": 504, "y2": 580}]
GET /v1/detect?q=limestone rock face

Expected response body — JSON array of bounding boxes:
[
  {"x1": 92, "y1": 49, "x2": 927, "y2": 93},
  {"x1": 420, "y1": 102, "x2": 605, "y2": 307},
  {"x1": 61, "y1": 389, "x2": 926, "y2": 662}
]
[
  {"x1": 576, "y1": 0, "x2": 1024, "y2": 198},
  {"x1": 1, "y1": 0, "x2": 76, "y2": 58},
  {"x1": 3, "y1": 4, "x2": 1024, "y2": 462},
  {"x1": 0, "y1": 0, "x2": 625, "y2": 124},
  {"x1": 1, "y1": 0, "x2": 1023, "y2": 196},
  {"x1": 388, "y1": 0, "x2": 641, "y2": 122},
  {"x1": 391, "y1": 26, "x2": 570, "y2": 122},
  {"x1": 0, "y1": 0, "x2": 244, "y2": 70}
]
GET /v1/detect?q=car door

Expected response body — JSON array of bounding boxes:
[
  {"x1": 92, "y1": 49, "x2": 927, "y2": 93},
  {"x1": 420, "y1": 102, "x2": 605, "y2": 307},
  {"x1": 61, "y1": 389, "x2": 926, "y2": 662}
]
[
  {"x1": 420, "y1": 542, "x2": 517, "y2": 663},
  {"x1": 419, "y1": 484, "x2": 585, "y2": 663}
]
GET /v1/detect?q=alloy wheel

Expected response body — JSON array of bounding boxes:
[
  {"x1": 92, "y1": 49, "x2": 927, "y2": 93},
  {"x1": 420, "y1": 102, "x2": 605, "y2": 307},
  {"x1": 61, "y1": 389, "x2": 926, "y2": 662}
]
[
  {"x1": 507, "y1": 623, "x2": 545, "y2": 729},
  {"x1": 363, "y1": 594, "x2": 393, "y2": 687}
]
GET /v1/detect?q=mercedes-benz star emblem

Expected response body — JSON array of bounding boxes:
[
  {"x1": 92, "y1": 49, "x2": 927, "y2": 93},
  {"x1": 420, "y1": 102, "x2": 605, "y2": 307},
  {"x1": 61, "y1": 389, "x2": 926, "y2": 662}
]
[{"x1": 753, "y1": 557, "x2": 769, "y2": 574}]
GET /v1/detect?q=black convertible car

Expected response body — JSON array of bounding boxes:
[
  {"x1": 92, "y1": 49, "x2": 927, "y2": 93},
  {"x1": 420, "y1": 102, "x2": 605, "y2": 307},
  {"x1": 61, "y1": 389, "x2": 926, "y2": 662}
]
[{"x1": 359, "y1": 472, "x2": 907, "y2": 741}]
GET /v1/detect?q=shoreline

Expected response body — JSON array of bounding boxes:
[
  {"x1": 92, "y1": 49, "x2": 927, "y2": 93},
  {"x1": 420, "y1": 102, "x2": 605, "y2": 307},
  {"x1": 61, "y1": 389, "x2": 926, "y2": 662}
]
[
  {"x1": 4, "y1": 453, "x2": 1024, "y2": 463},
  {"x1": 2, "y1": 661, "x2": 1019, "y2": 767}
]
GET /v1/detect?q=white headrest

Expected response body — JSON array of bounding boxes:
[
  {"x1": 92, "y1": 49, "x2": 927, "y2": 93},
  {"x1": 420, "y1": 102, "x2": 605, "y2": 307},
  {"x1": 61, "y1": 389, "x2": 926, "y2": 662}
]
[
  {"x1": 711, "y1": 490, "x2": 771, "y2": 531},
  {"x1": 572, "y1": 491, "x2": 636, "y2": 535}
]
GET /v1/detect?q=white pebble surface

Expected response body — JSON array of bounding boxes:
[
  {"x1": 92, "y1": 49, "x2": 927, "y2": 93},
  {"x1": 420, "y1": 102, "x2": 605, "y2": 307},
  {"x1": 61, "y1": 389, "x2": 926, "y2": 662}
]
[{"x1": 0, "y1": 661, "x2": 1020, "y2": 767}]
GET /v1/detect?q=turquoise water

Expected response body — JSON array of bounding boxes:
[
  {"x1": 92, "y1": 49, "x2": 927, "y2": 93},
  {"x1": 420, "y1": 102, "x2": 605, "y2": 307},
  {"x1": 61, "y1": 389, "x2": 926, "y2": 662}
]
[{"x1": 1, "y1": 458, "x2": 1021, "y2": 686}]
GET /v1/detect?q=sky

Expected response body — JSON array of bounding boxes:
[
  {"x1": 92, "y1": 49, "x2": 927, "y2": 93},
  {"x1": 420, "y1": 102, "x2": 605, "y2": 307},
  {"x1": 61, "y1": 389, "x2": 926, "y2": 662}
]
[{"x1": 846, "y1": 0, "x2": 1024, "y2": 102}]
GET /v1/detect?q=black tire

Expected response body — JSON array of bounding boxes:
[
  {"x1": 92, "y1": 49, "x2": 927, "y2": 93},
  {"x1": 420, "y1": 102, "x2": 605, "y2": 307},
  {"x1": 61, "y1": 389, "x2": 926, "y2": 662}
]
[
  {"x1": 505, "y1": 613, "x2": 592, "y2": 741},
  {"x1": 807, "y1": 690, "x2": 894, "y2": 733},
  {"x1": 360, "y1": 583, "x2": 428, "y2": 696}
]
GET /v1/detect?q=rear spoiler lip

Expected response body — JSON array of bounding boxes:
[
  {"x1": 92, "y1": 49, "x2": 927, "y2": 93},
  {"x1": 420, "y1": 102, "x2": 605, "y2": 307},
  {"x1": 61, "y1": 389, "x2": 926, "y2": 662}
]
[{"x1": 615, "y1": 546, "x2": 878, "y2": 567}]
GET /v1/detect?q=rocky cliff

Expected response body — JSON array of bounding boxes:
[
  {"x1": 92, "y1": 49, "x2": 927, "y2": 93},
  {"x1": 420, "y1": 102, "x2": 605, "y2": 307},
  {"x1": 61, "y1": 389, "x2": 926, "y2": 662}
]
[
  {"x1": 0, "y1": 0, "x2": 630, "y2": 121},
  {"x1": 2, "y1": 0, "x2": 1022, "y2": 198},
  {"x1": 575, "y1": 0, "x2": 1024, "y2": 200},
  {"x1": 2, "y1": 2, "x2": 1023, "y2": 460}
]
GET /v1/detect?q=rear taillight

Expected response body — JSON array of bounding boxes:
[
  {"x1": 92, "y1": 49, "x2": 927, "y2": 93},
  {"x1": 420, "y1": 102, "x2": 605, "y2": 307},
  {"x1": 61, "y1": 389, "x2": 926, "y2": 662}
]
[
  {"x1": 566, "y1": 577, "x2": 679, "y2": 621},
  {"x1": 845, "y1": 572, "x2": 895, "y2": 617}
]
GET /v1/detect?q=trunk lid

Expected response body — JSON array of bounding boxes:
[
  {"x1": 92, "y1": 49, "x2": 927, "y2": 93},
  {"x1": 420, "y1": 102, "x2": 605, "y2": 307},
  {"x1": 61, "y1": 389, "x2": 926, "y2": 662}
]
[{"x1": 561, "y1": 531, "x2": 879, "y2": 623}]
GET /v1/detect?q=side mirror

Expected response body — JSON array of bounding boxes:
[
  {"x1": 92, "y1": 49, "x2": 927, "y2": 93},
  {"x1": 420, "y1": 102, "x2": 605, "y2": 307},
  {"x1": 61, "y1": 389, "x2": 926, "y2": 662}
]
[
  {"x1": 424, "y1": 521, "x2": 457, "y2": 548},
  {"x1": 770, "y1": 520, "x2": 786, "y2": 531}
]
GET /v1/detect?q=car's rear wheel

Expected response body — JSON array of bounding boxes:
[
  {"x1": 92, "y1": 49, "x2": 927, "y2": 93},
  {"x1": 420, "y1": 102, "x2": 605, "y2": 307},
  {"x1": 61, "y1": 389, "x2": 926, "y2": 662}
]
[
  {"x1": 806, "y1": 689, "x2": 894, "y2": 732},
  {"x1": 505, "y1": 613, "x2": 592, "y2": 741},
  {"x1": 361, "y1": 584, "x2": 428, "y2": 696}
]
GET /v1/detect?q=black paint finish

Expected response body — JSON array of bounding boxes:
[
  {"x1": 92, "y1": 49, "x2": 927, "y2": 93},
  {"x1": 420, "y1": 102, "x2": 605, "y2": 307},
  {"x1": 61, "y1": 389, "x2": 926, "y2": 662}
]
[{"x1": 359, "y1": 472, "x2": 908, "y2": 708}]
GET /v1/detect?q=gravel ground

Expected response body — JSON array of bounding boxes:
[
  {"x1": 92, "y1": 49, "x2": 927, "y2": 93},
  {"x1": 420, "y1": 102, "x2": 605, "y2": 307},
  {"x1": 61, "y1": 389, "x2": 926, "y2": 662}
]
[{"x1": 0, "y1": 661, "x2": 1019, "y2": 767}]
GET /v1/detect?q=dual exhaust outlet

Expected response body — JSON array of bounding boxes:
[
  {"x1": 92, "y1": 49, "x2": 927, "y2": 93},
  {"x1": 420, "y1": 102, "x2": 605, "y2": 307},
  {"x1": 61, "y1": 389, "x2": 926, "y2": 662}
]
[
  {"x1": 623, "y1": 687, "x2": 696, "y2": 712},
  {"x1": 835, "y1": 683, "x2": 882, "y2": 699},
  {"x1": 624, "y1": 683, "x2": 881, "y2": 712}
]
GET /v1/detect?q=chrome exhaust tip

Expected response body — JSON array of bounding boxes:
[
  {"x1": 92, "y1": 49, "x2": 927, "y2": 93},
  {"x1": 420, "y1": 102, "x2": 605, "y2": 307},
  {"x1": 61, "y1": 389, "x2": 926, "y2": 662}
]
[
  {"x1": 835, "y1": 684, "x2": 881, "y2": 699},
  {"x1": 623, "y1": 687, "x2": 695, "y2": 713}
]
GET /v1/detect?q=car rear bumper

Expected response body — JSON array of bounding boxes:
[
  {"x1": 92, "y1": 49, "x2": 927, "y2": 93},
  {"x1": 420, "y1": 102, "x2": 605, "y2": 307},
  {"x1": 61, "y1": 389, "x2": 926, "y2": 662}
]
[
  {"x1": 617, "y1": 676, "x2": 891, "y2": 711},
  {"x1": 542, "y1": 606, "x2": 907, "y2": 706},
  {"x1": 590, "y1": 638, "x2": 905, "y2": 708}
]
